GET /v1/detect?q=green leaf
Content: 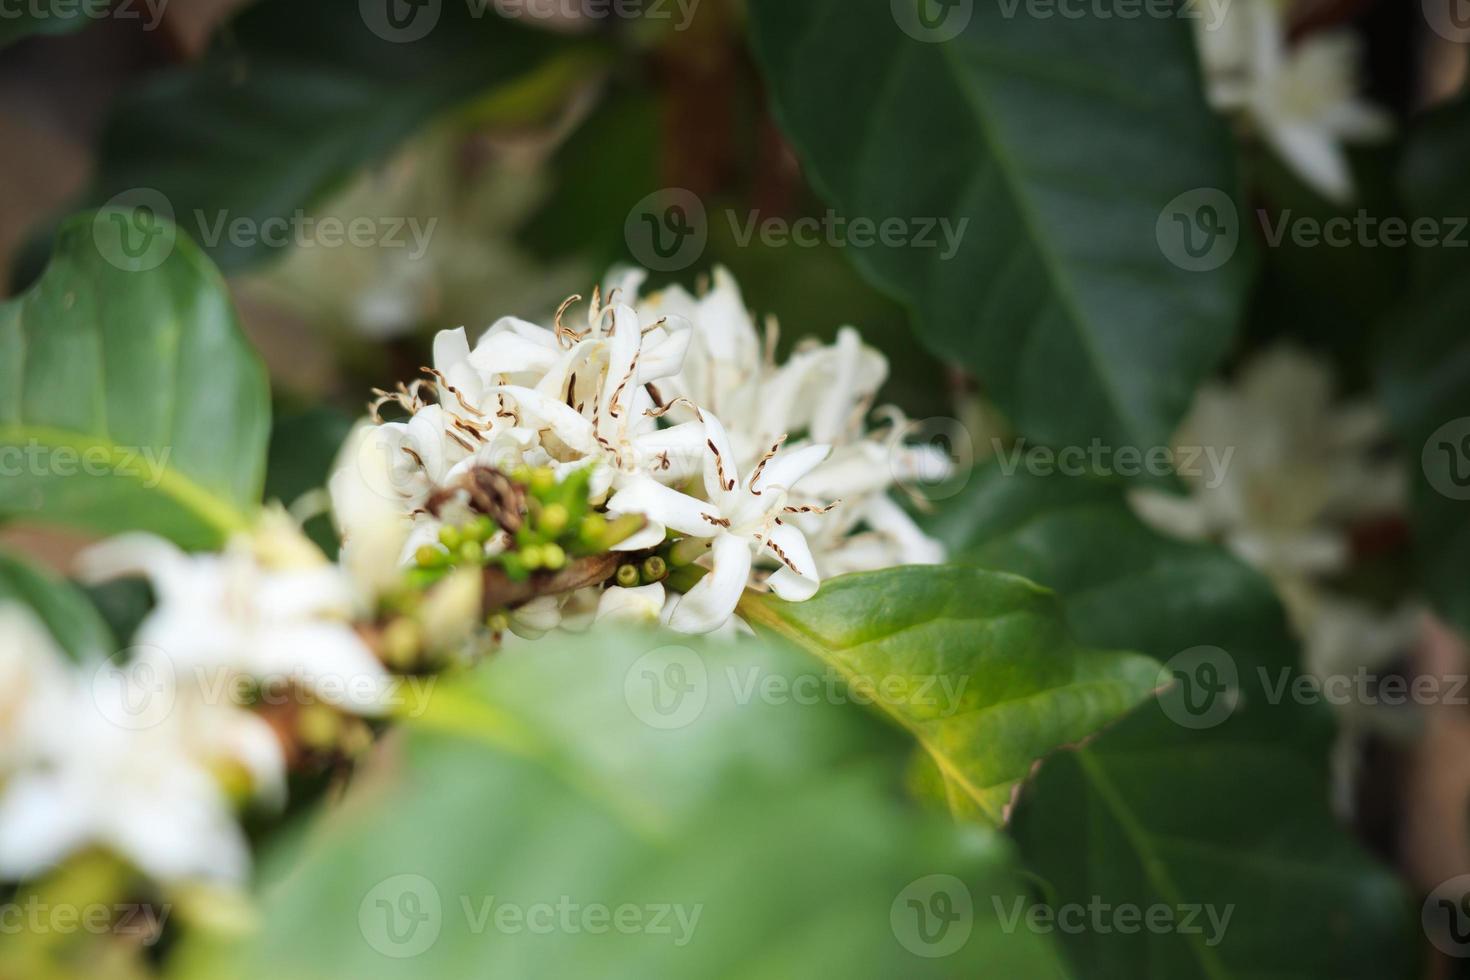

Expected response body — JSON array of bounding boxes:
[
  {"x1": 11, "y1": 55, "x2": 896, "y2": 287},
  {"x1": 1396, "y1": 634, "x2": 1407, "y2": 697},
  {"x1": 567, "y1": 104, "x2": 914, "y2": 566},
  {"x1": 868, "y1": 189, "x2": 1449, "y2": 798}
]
[
  {"x1": 50, "y1": 0, "x2": 565, "y2": 274},
  {"x1": 0, "y1": 211, "x2": 270, "y2": 548},
  {"x1": 0, "y1": 550, "x2": 113, "y2": 660},
  {"x1": 739, "y1": 566, "x2": 1160, "y2": 825},
  {"x1": 176, "y1": 631, "x2": 1068, "y2": 979},
  {"x1": 1378, "y1": 93, "x2": 1470, "y2": 636},
  {"x1": 0, "y1": 0, "x2": 110, "y2": 49},
  {"x1": 942, "y1": 464, "x2": 1414, "y2": 978},
  {"x1": 747, "y1": 0, "x2": 1252, "y2": 456}
]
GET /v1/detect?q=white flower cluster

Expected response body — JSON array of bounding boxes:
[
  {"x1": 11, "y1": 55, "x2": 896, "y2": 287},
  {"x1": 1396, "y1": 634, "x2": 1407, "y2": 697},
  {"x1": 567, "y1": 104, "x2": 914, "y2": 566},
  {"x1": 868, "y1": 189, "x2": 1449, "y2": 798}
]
[
  {"x1": 1193, "y1": 0, "x2": 1389, "y2": 202},
  {"x1": 0, "y1": 268, "x2": 943, "y2": 891},
  {"x1": 1129, "y1": 344, "x2": 1415, "y2": 672},
  {"x1": 0, "y1": 512, "x2": 392, "y2": 886},
  {"x1": 330, "y1": 266, "x2": 946, "y2": 635}
]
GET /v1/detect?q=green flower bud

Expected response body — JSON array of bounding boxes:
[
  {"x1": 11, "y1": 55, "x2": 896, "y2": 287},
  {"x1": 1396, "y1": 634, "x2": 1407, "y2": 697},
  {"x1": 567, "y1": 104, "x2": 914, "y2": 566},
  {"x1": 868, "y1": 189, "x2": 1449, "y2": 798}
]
[
  {"x1": 501, "y1": 553, "x2": 530, "y2": 582},
  {"x1": 437, "y1": 525, "x2": 462, "y2": 550},
  {"x1": 539, "y1": 502, "x2": 569, "y2": 538},
  {"x1": 541, "y1": 543, "x2": 567, "y2": 570},
  {"x1": 415, "y1": 545, "x2": 447, "y2": 569},
  {"x1": 459, "y1": 540, "x2": 485, "y2": 566},
  {"x1": 615, "y1": 563, "x2": 641, "y2": 588},
  {"x1": 641, "y1": 555, "x2": 668, "y2": 583}
]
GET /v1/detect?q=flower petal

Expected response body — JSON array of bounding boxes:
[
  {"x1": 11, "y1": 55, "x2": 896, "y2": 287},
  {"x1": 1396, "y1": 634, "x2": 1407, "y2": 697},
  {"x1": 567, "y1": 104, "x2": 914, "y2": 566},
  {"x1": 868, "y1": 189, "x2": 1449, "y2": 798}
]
[
  {"x1": 763, "y1": 523, "x2": 820, "y2": 601},
  {"x1": 606, "y1": 474, "x2": 718, "y2": 538},
  {"x1": 667, "y1": 532, "x2": 751, "y2": 634}
]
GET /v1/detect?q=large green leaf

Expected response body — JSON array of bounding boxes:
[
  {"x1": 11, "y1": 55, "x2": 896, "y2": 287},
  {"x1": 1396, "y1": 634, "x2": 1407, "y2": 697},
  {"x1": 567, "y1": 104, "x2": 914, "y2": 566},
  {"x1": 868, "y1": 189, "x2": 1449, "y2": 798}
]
[
  {"x1": 177, "y1": 631, "x2": 1067, "y2": 979},
  {"x1": 43, "y1": 0, "x2": 564, "y2": 274},
  {"x1": 1378, "y1": 93, "x2": 1470, "y2": 636},
  {"x1": 0, "y1": 550, "x2": 113, "y2": 660},
  {"x1": 739, "y1": 566, "x2": 1159, "y2": 825},
  {"x1": 0, "y1": 212, "x2": 270, "y2": 548},
  {"x1": 942, "y1": 464, "x2": 1414, "y2": 978},
  {"x1": 747, "y1": 0, "x2": 1252, "y2": 455}
]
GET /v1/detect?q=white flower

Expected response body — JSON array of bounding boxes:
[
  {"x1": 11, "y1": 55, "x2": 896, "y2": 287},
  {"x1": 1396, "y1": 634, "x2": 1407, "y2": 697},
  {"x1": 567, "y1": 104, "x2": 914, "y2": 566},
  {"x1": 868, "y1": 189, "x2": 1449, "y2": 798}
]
[
  {"x1": 79, "y1": 520, "x2": 394, "y2": 717},
  {"x1": 0, "y1": 606, "x2": 278, "y2": 885},
  {"x1": 0, "y1": 604, "x2": 74, "y2": 774},
  {"x1": 595, "y1": 584, "x2": 667, "y2": 625},
  {"x1": 1131, "y1": 344, "x2": 1403, "y2": 628},
  {"x1": 609, "y1": 411, "x2": 830, "y2": 633},
  {"x1": 1194, "y1": 0, "x2": 1389, "y2": 202}
]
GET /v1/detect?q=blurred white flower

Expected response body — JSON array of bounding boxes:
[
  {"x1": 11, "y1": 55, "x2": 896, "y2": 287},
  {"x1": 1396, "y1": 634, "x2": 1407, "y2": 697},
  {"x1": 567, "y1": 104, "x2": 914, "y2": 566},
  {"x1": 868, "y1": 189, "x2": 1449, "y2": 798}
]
[
  {"x1": 1194, "y1": 0, "x2": 1389, "y2": 201},
  {"x1": 0, "y1": 605, "x2": 280, "y2": 885},
  {"x1": 79, "y1": 517, "x2": 394, "y2": 717}
]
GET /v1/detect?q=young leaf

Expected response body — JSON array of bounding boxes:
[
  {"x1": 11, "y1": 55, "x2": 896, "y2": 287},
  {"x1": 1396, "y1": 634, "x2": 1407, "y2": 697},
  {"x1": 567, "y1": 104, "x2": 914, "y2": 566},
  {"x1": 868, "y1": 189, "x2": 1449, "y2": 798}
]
[
  {"x1": 739, "y1": 566, "x2": 1160, "y2": 825},
  {"x1": 747, "y1": 0, "x2": 1253, "y2": 458},
  {"x1": 0, "y1": 211, "x2": 270, "y2": 548},
  {"x1": 175, "y1": 632, "x2": 1069, "y2": 979},
  {"x1": 942, "y1": 464, "x2": 1414, "y2": 978}
]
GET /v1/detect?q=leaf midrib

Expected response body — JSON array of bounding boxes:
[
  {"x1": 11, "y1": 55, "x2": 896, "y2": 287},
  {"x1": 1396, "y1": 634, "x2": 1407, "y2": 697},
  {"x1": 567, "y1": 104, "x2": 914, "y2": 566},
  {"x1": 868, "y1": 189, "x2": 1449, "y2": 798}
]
[{"x1": 0, "y1": 423, "x2": 249, "y2": 537}]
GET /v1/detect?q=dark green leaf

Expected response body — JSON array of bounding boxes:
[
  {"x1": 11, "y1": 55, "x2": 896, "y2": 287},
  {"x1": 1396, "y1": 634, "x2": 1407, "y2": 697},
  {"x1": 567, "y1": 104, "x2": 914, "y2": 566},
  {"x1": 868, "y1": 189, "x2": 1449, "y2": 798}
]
[
  {"x1": 176, "y1": 631, "x2": 1068, "y2": 979},
  {"x1": 52, "y1": 0, "x2": 564, "y2": 274},
  {"x1": 747, "y1": 0, "x2": 1253, "y2": 456},
  {"x1": 1378, "y1": 93, "x2": 1470, "y2": 636},
  {"x1": 942, "y1": 464, "x2": 1414, "y2": 978},
  {"x1": 740, "y1": 566, "x2": 1159, "y2": 825},
  {"x1": 0, "y1": 211, "x2": 270, "y2": 548}
]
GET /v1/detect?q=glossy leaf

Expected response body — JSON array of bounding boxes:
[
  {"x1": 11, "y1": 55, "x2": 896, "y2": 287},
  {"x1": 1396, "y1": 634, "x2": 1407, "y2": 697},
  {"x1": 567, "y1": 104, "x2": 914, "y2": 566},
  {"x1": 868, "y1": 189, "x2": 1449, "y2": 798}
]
[
  {"x1": 942, "y1": 464, "x2": 1414, "y2": 978},
  {"x1": 177, "y1": 631, "x2": 1068, "y2": 979},
  {"x1": 0, "y1": 212, "x2": 269, "y2": 548},
  {"x1": 747, "y1": 0, "x2": 1252, "y2": 455},
  {"x1": 740, "y1": 566, "x2": 1160, "y2": 825}
]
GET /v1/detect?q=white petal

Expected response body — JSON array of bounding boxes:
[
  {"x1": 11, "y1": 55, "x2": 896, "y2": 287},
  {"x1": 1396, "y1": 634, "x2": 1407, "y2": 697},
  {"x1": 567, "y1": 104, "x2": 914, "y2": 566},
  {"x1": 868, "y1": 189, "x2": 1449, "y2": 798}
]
[
  {"x1": 607, "y1": 474, "x2": 718, "y2": 537},
  {"x1": 667, "y1": 533, "x2": 751, "y2": 634},
  {"x1": 631, "y1": 420, "x2": 706, "y2": 483},
  {"x1": 496, "y1": 385, "x2": 599, "y2": 456},
  {"x1": 77, "y1": 533, "x2": 186, "y2": 587},
  {"x1": 638, "y1": 314, "x2": 693, "y2": 383},
  {"x1": 699, "y1": 410, "x2": 741, "y2": 499},
  {"x1": 0, "y1": 772, "x2": 91, "y2": 880},
  {"x1": 752, "y1": 444, "x2": 831, "y2": 495},
  {"x1": 254, "y1": 623, "x2": 393, "y2": 716},
  {"x1": 469, "y1": 318, "x2": 561, "y2": 378},
  {"x1": 763, "y1": 523, "x2": 820, "y2": 601},
  {"x1": 595, "y1": 584, "x2": 666, "y2": 624}
]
